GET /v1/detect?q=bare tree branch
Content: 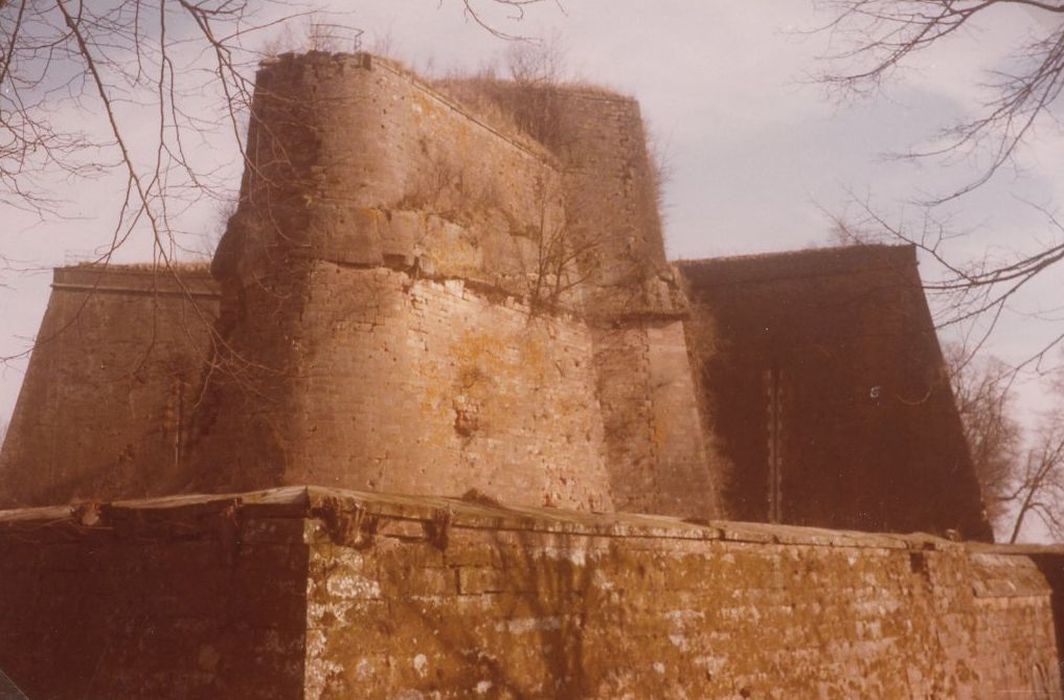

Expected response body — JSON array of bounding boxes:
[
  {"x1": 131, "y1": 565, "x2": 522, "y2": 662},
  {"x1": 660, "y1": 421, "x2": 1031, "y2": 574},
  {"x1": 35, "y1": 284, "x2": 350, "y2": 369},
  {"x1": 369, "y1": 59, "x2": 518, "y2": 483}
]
[{"x1": 818, "y1": 2, "x2": 1064, "y2": 377}]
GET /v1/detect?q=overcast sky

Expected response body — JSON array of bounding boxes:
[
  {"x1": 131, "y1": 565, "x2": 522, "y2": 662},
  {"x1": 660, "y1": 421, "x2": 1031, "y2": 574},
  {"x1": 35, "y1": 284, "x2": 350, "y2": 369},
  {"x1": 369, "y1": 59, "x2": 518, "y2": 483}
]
[{"x1": 3, "y1": 2, "x2": 1063, "y2": 532}]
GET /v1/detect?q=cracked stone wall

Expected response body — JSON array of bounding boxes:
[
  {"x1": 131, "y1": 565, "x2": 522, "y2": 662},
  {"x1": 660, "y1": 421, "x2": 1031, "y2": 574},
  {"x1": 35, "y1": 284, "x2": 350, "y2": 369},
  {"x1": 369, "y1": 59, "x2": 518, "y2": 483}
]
[
  {"x1": 190, "y1": 52, "x2": 719, "y2": 516},
  {"x1": 187, "y1": 263, "x2": 613, "y2": 511},
  {"x1": 0, "y1": 489, "x2": 1058, "y2": 699}
]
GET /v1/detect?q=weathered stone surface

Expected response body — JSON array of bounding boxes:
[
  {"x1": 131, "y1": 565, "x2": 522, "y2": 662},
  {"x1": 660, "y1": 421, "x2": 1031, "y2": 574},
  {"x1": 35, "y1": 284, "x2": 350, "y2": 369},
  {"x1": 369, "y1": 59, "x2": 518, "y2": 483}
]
[
  {"x1": 192, "y1": 52, "x2": 719, "y2": 517},
  {"x1": 187, "y1": 264, "x2": 614, "y2": 511},
  {"x1": 0, "y1": 53, "x2": 991, "y2": 539},
  {"x1": 0, "y1": 488, "x2": 1059, "y2": 699},
  {"x1": 0, "y1": 50, "x2": 1044, "y2": 700},
  {"x1": 0, "y1": 264, "x2": 220, "y2": 508}
]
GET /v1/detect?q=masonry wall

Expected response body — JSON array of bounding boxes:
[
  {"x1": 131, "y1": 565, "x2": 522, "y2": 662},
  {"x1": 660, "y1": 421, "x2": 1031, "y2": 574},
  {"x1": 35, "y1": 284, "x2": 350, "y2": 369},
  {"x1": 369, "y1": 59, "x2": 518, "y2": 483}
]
[
  {"x1": 216, "y1": 52, "x2": 563, "y2": 300},
  {"x1": 439, "y1": 77, "x2": 724, "y2": 516},
  {"x1": 547, "y1": 90, "x2": 723, "y2": 517},
  {"x1": 195, "y1": 52, "x2": 719, "y2": 517},
  {"x1": 438, "y1": 80, "x2": 678, "y2": 313},
  {"x1": 0, "y1": 488, "x2": 1058, "y2": 699},
  {"x1": 0, "y1": 494, "x2": 308, "y2": 699},
  {"x1": 550, "y1": 90, "x2": 675, "y2": 314},
  {"x1": 678, "y1": 245, "x2": 992, "y2": 540},
  {"x1": 188, "y1": 263, "x2": 614, "y2": 511},
  {"x1": 309, "y1": 523, "x2": 1061, "y2": 699},
  {"x1": 192, "y1": 52, "x2": 618, "y2": 510},
  {"x1": 0, "y1": 265, "x2": 219, "y2": 508},
  {"x1": 592, "y1": 320, "x2": 722, "y2": 516}
]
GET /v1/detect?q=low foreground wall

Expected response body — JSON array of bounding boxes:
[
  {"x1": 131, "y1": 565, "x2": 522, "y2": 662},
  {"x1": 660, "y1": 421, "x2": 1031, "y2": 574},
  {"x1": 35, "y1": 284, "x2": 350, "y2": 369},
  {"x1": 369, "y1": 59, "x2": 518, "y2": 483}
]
[{"x1": 0, "y1": 487, "x2": 1060, "y2": 699}]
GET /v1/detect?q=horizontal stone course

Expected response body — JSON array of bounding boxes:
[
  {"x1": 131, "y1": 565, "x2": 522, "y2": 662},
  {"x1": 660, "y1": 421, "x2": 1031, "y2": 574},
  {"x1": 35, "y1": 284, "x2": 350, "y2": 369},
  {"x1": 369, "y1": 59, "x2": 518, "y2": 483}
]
[{"x1": 0, "y1": 486, "x2": 1059, "y2": 699}]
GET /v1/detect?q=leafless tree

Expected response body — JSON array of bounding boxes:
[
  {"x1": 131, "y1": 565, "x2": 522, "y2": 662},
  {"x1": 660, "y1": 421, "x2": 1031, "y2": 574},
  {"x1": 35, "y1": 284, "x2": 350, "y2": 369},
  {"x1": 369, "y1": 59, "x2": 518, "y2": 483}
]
[
  {"x1": 0, "y1": 0, "x2": 557, "y2": 376},
  {"x1": 1007, "y1": 418, "x2": 1064, "y2": 542},
  {"x1": 521, "y1": 181, "x2": 605, "y2": 315},
  {"x1": 818, "y1": 0, "x2": 1064, "y2": 201},
  {"x1": 945, "y1": 343, "x2": 1024, "y2": 532},
  {"x1": 817, "y1": 1, "x2": 1064, "y2": 371},
  {"x1": 945, "y1": 341, "x2": 1064, "y2": 541},
  {"x1": 458, "y1": 0, "x2": 562, "y2": 40},
  {"x1": 0, "y1": 0, "x2": 289, "y2": 255},
  {"x1": 0, "y1": 0, "x2": 553, "y2": 259}
]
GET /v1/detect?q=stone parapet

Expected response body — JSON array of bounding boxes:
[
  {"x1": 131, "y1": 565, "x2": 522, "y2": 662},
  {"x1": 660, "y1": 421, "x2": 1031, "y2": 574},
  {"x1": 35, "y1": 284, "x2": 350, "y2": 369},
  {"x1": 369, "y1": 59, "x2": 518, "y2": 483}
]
[{"x1": 0, "y1": 486, "x2": 1058, "y2": 698}]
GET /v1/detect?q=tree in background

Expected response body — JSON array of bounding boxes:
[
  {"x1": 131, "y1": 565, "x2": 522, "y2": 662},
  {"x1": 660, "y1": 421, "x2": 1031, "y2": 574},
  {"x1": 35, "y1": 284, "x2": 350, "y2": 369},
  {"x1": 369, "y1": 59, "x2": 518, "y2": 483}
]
[
  {"x1": 818, "y1": 1, "x2": 1064, "y2": 371},
  {"x1": 946, "y1": 344, "x2": 1023, "y2": 532},
  {"x1": 1, "y1": 0, "x2": 278, "y2": 260},
  {"x1": 0, "y1": 0, "x2": 554, "y2": 378},
  {"x1": 0, "y1": 0, "x2": 550, "y2": 266},
  {"x1": 947, "y1": 343, "x2": 1064, "y2": 541},
  {"x1": 1007, "y1": 420, "x2": 1064, "y2": 542}
]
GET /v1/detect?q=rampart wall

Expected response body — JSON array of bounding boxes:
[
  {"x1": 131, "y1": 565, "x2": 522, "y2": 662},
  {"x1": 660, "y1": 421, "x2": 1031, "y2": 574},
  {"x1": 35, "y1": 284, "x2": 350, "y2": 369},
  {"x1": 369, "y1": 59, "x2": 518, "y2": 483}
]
[
  {"x1": 678, "y1": 246, "x2": 992, "y2": 539},
  {"x1": 0, "y1": 56, "x2": 987, "y2": 535},
  {"x1": 438, "y1": 75, "x2": 724, "y2": 515},
  {"x1": 0, "y1": 265, "x2": 219, "y2": 507},
  {"x1": 0, "y1": 487, "x2": 1059, "y2": 699},
  {"x1": 437, "y1": 79, "x2": 677, "y2": 313},
  {"x1": 216, "y1": 52, "x2": 563, "y2": 298},
  {"x1": 187, "y1": 263, "x2": 613, "y2": 511},
  {"x1": 544, "y1": 89, "x2": 723, "y2": 515},
  {"x1": 195, "y1": 52, "x2": 720, "y2": 517}
]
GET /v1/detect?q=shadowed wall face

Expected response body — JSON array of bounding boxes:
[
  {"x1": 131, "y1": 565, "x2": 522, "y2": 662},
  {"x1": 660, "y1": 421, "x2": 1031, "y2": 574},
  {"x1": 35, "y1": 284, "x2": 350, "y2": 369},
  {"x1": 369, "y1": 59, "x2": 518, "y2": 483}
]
[
  {"x1": 678, "y1": 245, "x2": 992, "y2": 540},
  {"x1": 0, "y1": 496, "x2": 309, "y2": 699},
  {"x1": 0, "y1": 265, "x2": 219, "y2": 508},
  {"x1": 0, "y1": 489, "x2": 1057, "y2": 699}
]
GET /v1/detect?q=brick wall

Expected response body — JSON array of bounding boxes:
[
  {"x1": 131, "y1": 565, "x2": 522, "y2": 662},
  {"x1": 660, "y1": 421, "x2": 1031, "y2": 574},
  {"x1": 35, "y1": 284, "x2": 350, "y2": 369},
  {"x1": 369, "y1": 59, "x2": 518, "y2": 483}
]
[
  {"x1": 0, "y1": 265, "x2": 219, "y2": 507},
  {"x1": 0, "y1": 488, "x2": 1058, "y2": 699},
  {"x1": 196, "y1": 53, "x2": 719, "y2": 517},
  {"x1": 188, "y1": 263, "x2": 614, "y2": 511}
]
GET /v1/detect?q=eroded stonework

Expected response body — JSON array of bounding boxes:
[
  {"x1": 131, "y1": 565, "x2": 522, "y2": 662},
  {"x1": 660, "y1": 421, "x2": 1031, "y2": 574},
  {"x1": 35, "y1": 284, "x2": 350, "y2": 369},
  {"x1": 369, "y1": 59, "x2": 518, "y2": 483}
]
[
  {"x1": 0, "y1": 53, "x2": 989, "y2": 539},
  {"x1": 0, "y1": 51, "x2": 1052, "y2": 699},
  {"x1": 0, "y1": 488, "x2": 1058, "y2": 699}
]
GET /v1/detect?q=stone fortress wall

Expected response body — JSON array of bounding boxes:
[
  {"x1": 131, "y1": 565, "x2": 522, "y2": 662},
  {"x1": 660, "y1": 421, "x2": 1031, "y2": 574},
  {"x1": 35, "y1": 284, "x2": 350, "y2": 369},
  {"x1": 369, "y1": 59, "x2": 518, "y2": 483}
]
[
  {"x1": 0, "y1": 51, "x2": 995, "y2": 534},
  {"x1": 187, "y1": 52, "x2": 718, "y2": 515},
  {"x1": 0, "y1": 488, "x2": 1059, "y2": 699},
  {"x1": 0, "y1": 54, "x2": 720, "y2": 516},
  {"x1": 678, "y1": 246, "x2": 992, "y2": 540},
  {"x1": 0, "y1": 51, "x2": 1058, "y2": 698},
  {"x1": 0, "y1": 264, "x2": 219, "y2": 506}
]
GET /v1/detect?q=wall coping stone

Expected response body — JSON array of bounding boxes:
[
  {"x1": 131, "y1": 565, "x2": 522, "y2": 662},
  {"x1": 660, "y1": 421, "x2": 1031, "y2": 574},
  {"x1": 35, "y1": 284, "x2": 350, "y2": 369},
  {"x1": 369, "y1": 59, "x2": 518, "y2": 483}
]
[
  {"x1": 2, "y1": 485, "x2": 1058, "y2": 555},
  {"x1": 51, "y1": 263, "x2": 219, "y2": 299}
]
